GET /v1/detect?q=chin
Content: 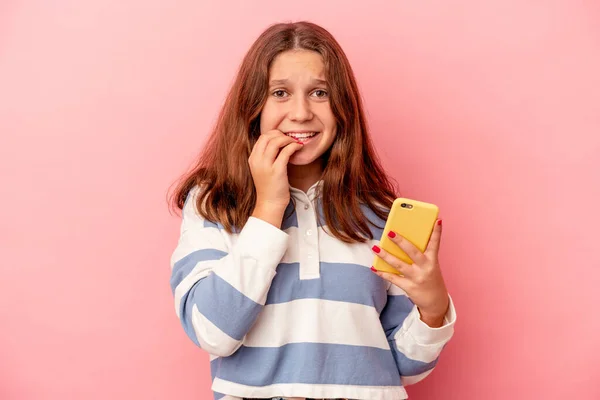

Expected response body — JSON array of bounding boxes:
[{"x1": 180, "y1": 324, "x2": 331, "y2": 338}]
[
  {"x1": 288, "y1": 152, "x2": 318, "y2": 166},
  {"x1": 288, "y1": 157, "x2": 313, "y2": 166}
]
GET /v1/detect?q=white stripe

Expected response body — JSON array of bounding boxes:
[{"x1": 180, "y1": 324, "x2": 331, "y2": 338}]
[
  {"x1": 213, "y1": 256, "x2": 276, "y2": 305},
  {"x1": 279, "y1": 226, "x2": 299, "y2": 264},
  {"x1": 401, "y1": 369, "x2": 434, "y2": 385},
  {"x1": 173, "y1": 246, "x2": 277, "y2": 309},
  {"x1": 279, "y1": 226, "x2": 378, "y2": 267},
  {"x1": 212, "y1": 377, "x2": 407, "y2": 400},
  {"x1": 191, "y1": 304, "x2": 241, "y2": 357},
  {"x1": 320, "y1": 228, "x2": 378, "y2": 266},
  {"x1": 170, "y1": 225, "x2": 227, "y2": 267},
  {"x1": 173, "y1": 260, "x2": 213, "y2": 318},
  {"x1": 171, "y1": 186, "x2": 228, "y2": 268},
  {"x1": 392, "y1": 306, "x2": 452, "y2": 363},
  {"x1": 243, "y1": 298, "x2": 389, "y2": 349},
  {"x1": 232, "y1": 216, "x2": 290, "y2": 270}
]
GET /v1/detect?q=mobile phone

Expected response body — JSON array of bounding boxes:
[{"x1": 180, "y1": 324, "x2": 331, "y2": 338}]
[{"x1": 372, "y1": 198, "x2": 439, "y2": 275}]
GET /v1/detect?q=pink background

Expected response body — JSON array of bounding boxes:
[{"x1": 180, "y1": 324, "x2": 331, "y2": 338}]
[{"x1": 1, "y1": 1, "x2": 599, "y2": 399}]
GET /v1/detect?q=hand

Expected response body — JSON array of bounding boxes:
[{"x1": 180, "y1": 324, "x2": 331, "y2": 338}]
[
  {"x1": 248, "y1": 129, "x2": 304, "y2": 210},
  {"x1": 371, "y1": 219, "x2": 449, "y2": 327}
]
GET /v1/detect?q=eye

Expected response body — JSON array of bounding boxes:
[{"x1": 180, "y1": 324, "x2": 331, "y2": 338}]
[
  {"x1": 312, "y1": 89, "x2": 329, "y2": 98},
  {"x1": 272, "y1": 89, "x2": 288, "y2": 98}
]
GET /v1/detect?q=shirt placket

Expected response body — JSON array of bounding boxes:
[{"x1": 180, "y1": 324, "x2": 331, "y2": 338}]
[{"x1": 292, "y1": 188, "x2": 321, "y2": 280}]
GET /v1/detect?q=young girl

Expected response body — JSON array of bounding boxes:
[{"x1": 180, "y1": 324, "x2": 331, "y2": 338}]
[{"x1": 169, "y1": 21, "x2": 456, "y2": 400}]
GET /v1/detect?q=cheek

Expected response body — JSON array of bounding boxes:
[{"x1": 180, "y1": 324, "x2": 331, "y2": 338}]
[
  {"x1": 259, "y1": 111, "x2": 269, "y2": 134},
  {"x1": 317, "y1": 106, "x2": 337, "y2": 131},
  {"x1": 323, "y1": 132, "x2": 337, "y2": 150},
  {"x1": 322, "y1": 114, "x2": 337, "y2": 140},
  {"x1": 259, "y1": 103, "x2": 285, "y2": 133}
]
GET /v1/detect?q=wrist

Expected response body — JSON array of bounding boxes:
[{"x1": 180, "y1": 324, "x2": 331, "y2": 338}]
[
  {"x1": 418, "y1": 298, "x2": 450, "y2": 328},
  {"x1": 251, "y1": 203, "x2": 286, "y2": 228},
  {"x1": 418, "y1": 310, "x2": 446, "y2": 328}
]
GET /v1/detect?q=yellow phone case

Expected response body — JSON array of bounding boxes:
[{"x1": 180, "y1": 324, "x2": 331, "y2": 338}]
[{"x1": 372, "y1": 198, "x2": 439, "y2": 275}]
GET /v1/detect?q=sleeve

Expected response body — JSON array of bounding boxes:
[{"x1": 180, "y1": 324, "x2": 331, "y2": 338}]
[
  {"x1": 379, "y1": 282, "x2": 457, "y2": 385},
  {"x1": 169, "y1": 187, "x2": 289, "y2": 357}
]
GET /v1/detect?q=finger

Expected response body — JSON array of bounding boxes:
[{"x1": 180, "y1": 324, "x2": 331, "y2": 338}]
[
  {"x1": 251, "y1": 130, "x2": 284, "y2": 158},
  {"x1": 386, "y1": 231, "x2": 427, "y2": 265},
  {"x1": 250, "y1": 134, "x2": 271, "y2": 161},
  {"x1": 425, "y1": 219, "x2": 443, "y2": 258},
  {"x1": 264, "y1": 134, "x2": 301, "y2": 163},
  {"x1": 370, "y1": 267, "x2": 411, "y2": 291},
  {"x1": 371, "y1": 244, "x2": 415, "y2": 277},
  {"x1": 273, "y1": 141, "x2": 304, "y2": 169}
]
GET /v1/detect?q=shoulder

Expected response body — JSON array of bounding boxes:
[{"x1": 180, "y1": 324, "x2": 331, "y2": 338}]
[
  {"x1": 182, "y1": 184, "x2": 228, "y2": 231},
  {"x1": 182, "y1": 185, "x2": 202, "y2": 220}
]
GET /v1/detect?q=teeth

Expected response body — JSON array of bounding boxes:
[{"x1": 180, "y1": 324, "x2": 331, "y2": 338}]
[{"x1": 286, "y1": 132, "x2": 318, "y2": 138}]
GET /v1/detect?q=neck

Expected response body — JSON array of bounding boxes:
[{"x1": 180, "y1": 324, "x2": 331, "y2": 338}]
[{"x1": 287, "y1": 158, "x2": 325, "y2": 193}]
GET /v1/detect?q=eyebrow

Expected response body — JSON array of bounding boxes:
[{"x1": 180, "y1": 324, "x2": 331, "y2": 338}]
[{"x1": 269, "y1": 78, "x2": 328, "y2": 86}]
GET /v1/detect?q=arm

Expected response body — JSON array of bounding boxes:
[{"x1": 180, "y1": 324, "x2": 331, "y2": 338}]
[
  {"x1": 169, "y1": 188, "x2": 288, "y2": 357},
  {"x1": 372, "y1": 219, "x2": 456, "y2": 384},
  {"x1": 380, "y1": 284, "x2": 456, "y2": 385}
]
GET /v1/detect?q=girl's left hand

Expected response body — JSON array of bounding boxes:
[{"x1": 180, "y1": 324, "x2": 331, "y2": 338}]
[{"x1": 371, "y1": 219, "x2": 450, "y2": 328}]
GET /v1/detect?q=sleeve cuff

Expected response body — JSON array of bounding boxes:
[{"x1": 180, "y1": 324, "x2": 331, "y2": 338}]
[
  {"x1": 406, "y1": 294, "x2": 456, "y2": 345},
  {"x1": 235, "y1": 216, "x2": 289, "y2": 271}
]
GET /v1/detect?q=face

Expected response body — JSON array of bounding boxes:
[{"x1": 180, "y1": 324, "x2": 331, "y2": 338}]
[{"x1": 260, "y1": 49, "x2": 337, "y2": 166}]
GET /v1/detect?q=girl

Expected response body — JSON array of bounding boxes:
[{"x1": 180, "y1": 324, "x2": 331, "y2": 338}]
[{"x1": 169, "y1": 21, "x2": 456, "y2": 400}]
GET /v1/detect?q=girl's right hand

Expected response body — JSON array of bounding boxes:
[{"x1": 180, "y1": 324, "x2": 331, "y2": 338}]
[{"x1": 248, "y1": 129, "x2": 304, "y2": 211}]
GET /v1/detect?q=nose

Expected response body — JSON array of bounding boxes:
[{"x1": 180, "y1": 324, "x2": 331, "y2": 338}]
[{"x1": 288, "y1": 96, "x2": 313, "y2": 122}]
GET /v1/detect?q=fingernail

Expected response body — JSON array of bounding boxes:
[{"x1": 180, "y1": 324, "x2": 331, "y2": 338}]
[
  {"x1": 370, "y1": 266, "x2": 378, "y2": 272},
  {"x1": 387, "y1": 231, "x2": 396, "y2": 238},
  {"x1": 437, "y1": 219, "x2": 442, "y2": 226},
  {"x1": 371, "y1": 245, "x2": 381, "y2": 254}
]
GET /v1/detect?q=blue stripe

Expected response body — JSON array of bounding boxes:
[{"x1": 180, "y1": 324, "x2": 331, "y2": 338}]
[
  {"x1": 213, "y1": 392, "x2": 225, "y2": 400},
  {"x1": 170, "y1": 248, "x2": 228, "y2": 293},
  {"x1": 210, "y1": 361, "x2": 226, "y2": 400},
  {"x1": 266, "y1": 262, "x2": 388, "y2": 313},
  {"x1": 210, "y1": 342, "x2": 402, "y2": 387},
  {"x1": 203, "y1": 219, "x2": 224, "y2": 229},
  {"x1": 389, "y1": 339, "x2": 440, "y2": 376},
  {"x1": 381, "y1": 294, "x2": 438, "y2": 375},
  {"x1": 315, "y1": 197, "x2": 325, "y2": 227},
  {"x1": 360, "y1": 203, "x2": 388, "y2": 240},
  {"x1": 281, "y1": 200, "x2": 299, "y2": 230},
  {"x1": 380, "y1": 295, "x2": 415, "y2": 335},
  {"x1": 312, "y1": 201, "x2": 389, "y2": 237},
  {"x1": 383, "y1": 298, "x2": 439, "y2": 377},
  {"x1": 187, "y1": 273, "x2": 263, "y2": 341}
]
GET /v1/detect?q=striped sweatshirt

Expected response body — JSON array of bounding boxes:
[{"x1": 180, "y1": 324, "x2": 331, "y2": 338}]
[{"x1": 169, "y1": 181, "x2": 456, "y2": 400}]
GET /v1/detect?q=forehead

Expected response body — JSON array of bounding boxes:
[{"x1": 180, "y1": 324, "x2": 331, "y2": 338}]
[{"x1": 269, "y1": 50, "x2": 326, "y2": 81}]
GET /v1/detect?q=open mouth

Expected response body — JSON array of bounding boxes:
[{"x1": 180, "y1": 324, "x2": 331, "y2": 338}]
[{"x1": 284, "y1": 131, "x2": 320, "y2": 144}]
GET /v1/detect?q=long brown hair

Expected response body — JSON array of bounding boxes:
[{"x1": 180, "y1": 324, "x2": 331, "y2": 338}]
[{"x1": 169, "y1": 21, "x2": 399, "y2": 243}]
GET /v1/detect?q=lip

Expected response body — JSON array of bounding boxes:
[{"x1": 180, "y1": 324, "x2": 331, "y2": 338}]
[{"x1": 284, "y1": 130, "x2": 320, "y2": 134}]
